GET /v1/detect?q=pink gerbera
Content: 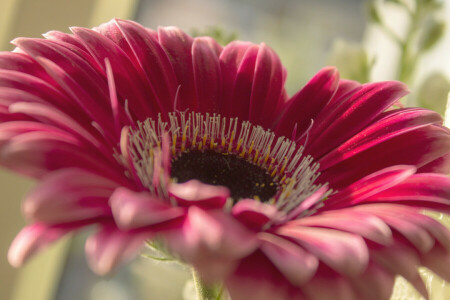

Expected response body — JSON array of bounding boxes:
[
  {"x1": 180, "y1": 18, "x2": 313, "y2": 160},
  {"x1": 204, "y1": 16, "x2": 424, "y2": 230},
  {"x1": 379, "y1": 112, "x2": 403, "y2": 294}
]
[{"x1": 2, "y1": 19, "x2": 450, "y2": 300}]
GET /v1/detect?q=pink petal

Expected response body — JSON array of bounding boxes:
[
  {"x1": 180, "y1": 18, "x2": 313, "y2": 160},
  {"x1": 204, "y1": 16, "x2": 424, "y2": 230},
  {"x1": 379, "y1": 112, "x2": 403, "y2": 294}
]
[
  {"x1": 157, "y1": 26, "x2": 196, "y2": 111},
  {"x1": 305, "y1": 81, "x2": 409, "y2": 159},
  {"x1": 319, "y1": 108, "x2": 443, "y2": 170},
  {"x1": 303, "y1": 272, "x2": 359, "y2": 300},
  {"x1": 422, "y1": 247, "x2": 450, "y2": 282},
  {"x1": 225, "y1": 251, "x2": 299, "y2": 300},
  {"x1": 1, "y1": 130, "x2": 123, "y2": 181},
  {"x1": 8, "y1": 223, "x2": 77, "y2": 267},
  {"x1": 277, "y1": 226, "x2": 369, "y2": 276},
  {"x1": 109, "y1": 187, "x2": 184, "y2": 230},
  {"x1": 371, "y1": 243, "x2": 429, "y2": 299},
  {"x1": 349, "y1": 263, "x2": 395, "y2": 300},
  {"x1": 85, "y1": 225, "x2": 150, "y2": 275},
  {"x1": 275, "y1": 67, "x2": 339, "y2": 139},
  {"x1": 363, "y1": 173, "x2": 450, "y2": 211},
  {"x1": 249, "y1": 44, "x2": 286, "y2": 128},
  {"x1": 112, "y1": 20, "x2": 178, "y2": 114},
  {"x1": 192, "y1": 37, "x2": 223, "y2": 113},
  {"x1": 319, "y1": 125, "x2": 450, "y2": 189},
  {"x1": 289, "y1": 209, "x2": 393, "y2": 246},
  {"x1": 324, "y1": 165, "x2": 416, "y2": 208},
  {"x1": 0, "y1": 69, "x2": 83, "y2": 118},
  {"x1": 71, "y1": 27, "x2": 158, "y2": 121},
  {"x1": 23, "y1": 168, "x2": 117, "y2": 223},
  {"x1": 219, "y1": 42, "x2": 259, "y2": 120},
  {"x1": 259, "y1": 232, "x2": 319, "y2": 285},
  {"x1": 166, "y1": 206, "x2": 258, "y2": 260},
  {"x1": 168, "y1": 180, "x2": 229, "y2": 209},
  {"x1": 231, "y1": 198, "x2": 282, "y2": 229}
]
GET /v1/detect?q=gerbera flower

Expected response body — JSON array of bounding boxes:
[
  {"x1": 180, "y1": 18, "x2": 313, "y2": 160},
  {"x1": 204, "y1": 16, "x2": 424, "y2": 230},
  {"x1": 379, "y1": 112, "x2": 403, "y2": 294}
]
[{"x1": 2, "y1": 19, "x2": 449, "y2": 300}]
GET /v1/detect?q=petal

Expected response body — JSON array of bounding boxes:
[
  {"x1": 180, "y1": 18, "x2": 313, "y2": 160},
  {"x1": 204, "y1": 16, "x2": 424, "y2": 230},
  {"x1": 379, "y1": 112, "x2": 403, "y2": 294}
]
[
  {"x1": 249, "y1": 44, "x2": 286, "y2": 127},
  {"x1": 318, "y1": 108, "x2": 443, "y2": 170},
  {"x1": 192, "y1": 37, "x2": 222, "y2": 112},
  {"x1": 349, "y1": 263, "x2": 395, "y2": 300},
  {"x1": 275, "y1": 67, "x2": 339, "y2": 138},
  {"x1": 0, "y1": 131, "x2": 122, "y2": 180},
  {"x1": 289, "y1": 209, "x2": 393, "y2": 246},
  {"x1": 422, "y1": 246, "x2": 450, "y2": 282},
  {"x1": 232, "y1": 199, "x2": 282, "y2": 229},
  {"x1": 305, "y1": 81, "x2": 409, "y2": 159},
  {"x1": 225, "y1": 250, "x2": 299, "y2": 300},
  {"x1": 363, "y1": 173, "x2": 450, "y2": 211},
  {"x1": 303, "y1": 272, "x2": 359, "y2": 300},
  {"x1": 71, "y1": 27, "x2": 159, "y2": 121},
  {"x1": 166, "y1": 206, "x2": 258, "y2": 262},
  {"x1": 157, "y1": 26, "x2": 196, "y2": 111},
  {"x1": 168, "y1": 180, "x2": 229, "y2": 209},
  {"x1": 277, "y1": 226, "x2": 369, "y2": 276},
  {"x1": 324, "y1": 165, "x2": 416, "y2": 209},
  {"x1": 319, "y1": 125, "x2": 450, "y2": 189},
  {"x1": 8, "y1": 223, "x2": 78, "y2": 267},
  {"x1": 23, "y1": 168, "x2": 117, "y2": 223},
  {"x1": 219, "y1": 42, "x2": 259, "y2": 120},
  {"x1": 112, "y1": 19, "x2": 178, "y2": 114},
  {"x1": 85, "y1": 225, "x2": 150, "y2": 275},
  {"x1": 109, "y1": 187, "x2": 184, "y2": 230},
  {"x1": 259, "y1": 232, "x2": 319, "y2": 285},
  {"x1": 371, "y1": 243, "x2": 428, "y2": 299}
]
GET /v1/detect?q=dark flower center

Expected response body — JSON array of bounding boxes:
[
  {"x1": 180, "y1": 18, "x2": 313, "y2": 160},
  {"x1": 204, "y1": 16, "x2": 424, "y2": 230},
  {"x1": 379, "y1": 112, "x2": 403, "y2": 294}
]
[{"x1": 171, "y1": 150, "x2": 278, "y2": 202}]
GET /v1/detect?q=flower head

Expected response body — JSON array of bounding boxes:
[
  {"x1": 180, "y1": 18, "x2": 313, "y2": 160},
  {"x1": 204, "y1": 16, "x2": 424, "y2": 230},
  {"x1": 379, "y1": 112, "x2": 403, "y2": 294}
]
[{"x1": 2, "y1": 19, "x2": 450, "y2": 299}]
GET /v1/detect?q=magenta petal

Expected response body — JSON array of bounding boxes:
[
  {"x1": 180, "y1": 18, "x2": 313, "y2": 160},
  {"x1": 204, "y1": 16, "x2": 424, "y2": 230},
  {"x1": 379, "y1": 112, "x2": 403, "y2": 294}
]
[
  {"x1": 71, "y1": 27, "x2": 158, "y2": 120},
  {"x1": 275, "y1": 67, "x2": 339, "y2": 138},
  {"x1": 109, "y1": 187, "x2": 184, "y2": 230},
  {"x1": 1, "y1": 131, "x2": 123, "y2": 181},
  {"x1": 231, "y1": 199, "x2": 282, "y2": 229},
  {"x1": 8, "y1": 223, "x2": 76, "y2": 267},
  {"x1": 249, "y1": 44, "x2": 286, "y2": 127},
  {"x1": 372, "y1": 243, "x2": 429, "y2": 299},
  {"x1": 319, "y1": 125, "x2": 450, "y2": 189},
  {"x1": 277, "y1": 226, "x2": 369, "y2": 276},
  {"x1": 289, "y1": 209, "x2": 393, "y2": 246},
  {"x1": 192, "y1": 37, "x2": 222, "y2": 113},
  {"x1": 324, "y1": 165, "x2": 416, "y2": 208},
  {"x1": 363, "y1": 173, "x2": 450, "y2": 211},
  {"x1": 113, "y1": 20, "x2": 178, "y2": 114},
  {"x1": 23, "y1": 168, "x2": 117, "y2": 223},
  {"x1": 85, "y1": 225, "x2": 150, "y2": 275},
  {"x1": 319, "y1": 108, "x2": 443, "y2": 170},
  {"x1": 220, "y1": 42, "x2": 259, "y2": 120},
  {"x1": 349, "y1": 263, "x2": 395, "y2": 300},
  {"x1": 167, "y1": 206, "x2": 258, "y2": 259},
  {"x1": 259, "y1": 232, "x2": 318, "y2": 285},
  {"x1": 168, "y1": 180, "x2": 229, "y2": 209},
  {"x1": 157, "y1": 26, "x2": 196, "y2": 111},
  {"x1": 422, "y1": 247, "x2": 450, "y2": 282},
  {"x1": 306, "y1": 81, "x2": 409, "y2": 159},
  {"x1": 303, "y1": 273, "x2": 359, "y2": 300}
]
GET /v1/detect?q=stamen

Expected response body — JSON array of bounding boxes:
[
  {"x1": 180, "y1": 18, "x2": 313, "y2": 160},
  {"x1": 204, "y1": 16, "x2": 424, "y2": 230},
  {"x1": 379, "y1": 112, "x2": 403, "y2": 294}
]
[{"x1": 120, "y1": 112, "x2": 327, "y2": 216}]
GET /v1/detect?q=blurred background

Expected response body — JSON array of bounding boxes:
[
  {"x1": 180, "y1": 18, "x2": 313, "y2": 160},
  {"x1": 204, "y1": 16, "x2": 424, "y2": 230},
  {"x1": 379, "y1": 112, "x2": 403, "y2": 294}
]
[{"x1": 0, "y1": 0, "x2": 449, "y2": 299}]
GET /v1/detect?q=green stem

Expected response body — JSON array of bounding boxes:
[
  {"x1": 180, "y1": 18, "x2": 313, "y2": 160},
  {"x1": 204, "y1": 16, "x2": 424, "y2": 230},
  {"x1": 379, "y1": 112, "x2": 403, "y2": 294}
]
[{"x1": 191, "y1": 269, "x2": 222, "y2": 300}]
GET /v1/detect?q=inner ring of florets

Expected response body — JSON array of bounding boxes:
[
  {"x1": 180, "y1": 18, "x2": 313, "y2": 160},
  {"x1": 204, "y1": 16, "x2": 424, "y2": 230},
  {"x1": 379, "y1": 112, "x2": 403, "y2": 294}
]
[{"x1": 119, "y1": 112, "x2": 325, "y2": 213}]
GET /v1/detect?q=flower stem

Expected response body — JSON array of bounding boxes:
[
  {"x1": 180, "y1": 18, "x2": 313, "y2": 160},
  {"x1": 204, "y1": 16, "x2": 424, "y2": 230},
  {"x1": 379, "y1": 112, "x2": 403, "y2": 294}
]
[{"x1": 191, "y1": 269, "x2": 222, "y2": 300}]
